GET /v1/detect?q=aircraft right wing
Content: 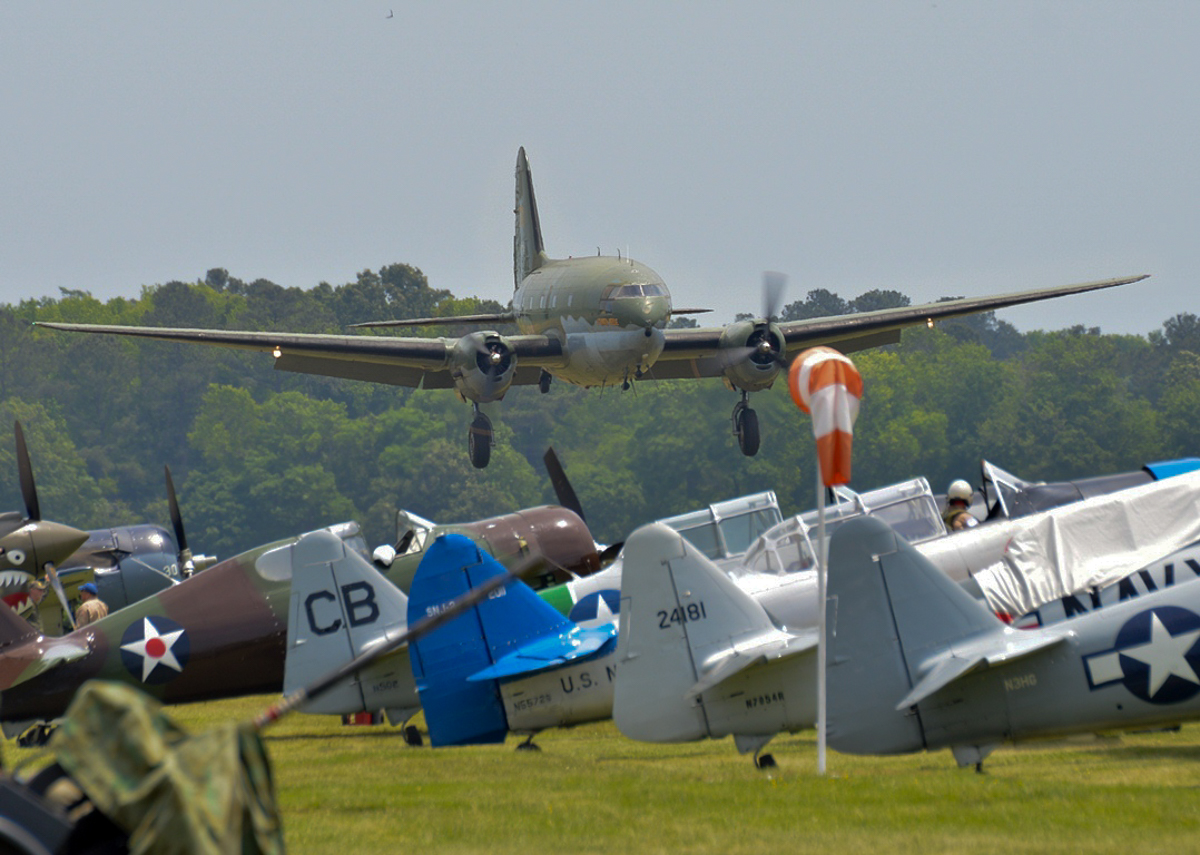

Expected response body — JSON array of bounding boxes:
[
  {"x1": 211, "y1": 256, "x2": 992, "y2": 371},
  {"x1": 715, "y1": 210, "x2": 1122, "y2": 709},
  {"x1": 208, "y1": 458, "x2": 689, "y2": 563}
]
[
  {"x1": 34, "y1": 322, "x2": 564, "y2": 389},
  {"x1": 651, "y1": 274, "x2": 1147, "y2": 379}
]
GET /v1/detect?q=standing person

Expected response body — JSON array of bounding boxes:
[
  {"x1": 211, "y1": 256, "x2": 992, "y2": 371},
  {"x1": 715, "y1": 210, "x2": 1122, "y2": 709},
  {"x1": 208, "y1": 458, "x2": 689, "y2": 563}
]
[
  {"x1": 24, "y1": 580, "x2": 46, "y2": 633},
  {"x1": 75, "y1": 582, "x2": 108, "y2": 627},
  {"x1": 942, "y1": 479, "x2": 979, "y2": 531}
]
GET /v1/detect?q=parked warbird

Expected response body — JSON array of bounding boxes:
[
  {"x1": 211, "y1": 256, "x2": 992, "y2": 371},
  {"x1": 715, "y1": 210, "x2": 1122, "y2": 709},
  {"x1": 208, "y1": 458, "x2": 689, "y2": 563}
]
[
  {"x1": 0, "y1": 499, "x2": 600, "y2": 744},
  {"x1": 0, "y1": 423, "x2": 88, "y2": 601},
  {"x1": 286, "y1": 532, "x2": 617, "y2": 748},
  {"x1": 825, "y1": 513, "x2": 1200, "y2": 770},
  {"x1": 36, "y1": 149, "x2": 1148, "y2": 467},
  {"x1": 612, "y1": 469, "x2": 1200, "y2": 767}
]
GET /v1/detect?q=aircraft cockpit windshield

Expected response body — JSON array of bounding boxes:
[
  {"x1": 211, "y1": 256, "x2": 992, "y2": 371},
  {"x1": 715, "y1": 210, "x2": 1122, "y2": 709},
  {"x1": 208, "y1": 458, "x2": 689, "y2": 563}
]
[
  {"x1": 738, "y1": 518, "x2": 816, "y2": 577},
  {"x1": 394, "y1": 509, "x2": 437, "y2": 556},
  {"x1": 661, "y1": 492, "x2": 782, "y2": 563},
  {"x1": 798, "y1": 478, "x2": 945, "y2": 545}
]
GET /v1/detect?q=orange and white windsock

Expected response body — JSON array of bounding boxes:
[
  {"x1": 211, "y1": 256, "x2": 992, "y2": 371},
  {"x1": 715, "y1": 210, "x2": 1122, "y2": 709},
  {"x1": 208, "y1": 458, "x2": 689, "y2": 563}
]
[{"x1": 788, "y1": 347, "x2": 863, "y2": 486}]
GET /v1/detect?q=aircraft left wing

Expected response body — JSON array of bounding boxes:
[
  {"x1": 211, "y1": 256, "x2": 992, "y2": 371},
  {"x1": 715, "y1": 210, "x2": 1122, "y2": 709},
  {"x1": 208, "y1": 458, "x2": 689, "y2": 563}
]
[
  {"x1": 34, "y1": 323, "x2": 563, "y2": 389},
  {"x1": 651, "y1": 274, "x2": 1147, "y2": 379}
]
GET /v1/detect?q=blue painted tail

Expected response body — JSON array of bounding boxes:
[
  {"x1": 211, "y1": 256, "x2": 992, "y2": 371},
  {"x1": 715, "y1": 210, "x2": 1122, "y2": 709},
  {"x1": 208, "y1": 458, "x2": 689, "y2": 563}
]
[{"x1": 408, "y1": 533, "x2": 598, "y2": 746}]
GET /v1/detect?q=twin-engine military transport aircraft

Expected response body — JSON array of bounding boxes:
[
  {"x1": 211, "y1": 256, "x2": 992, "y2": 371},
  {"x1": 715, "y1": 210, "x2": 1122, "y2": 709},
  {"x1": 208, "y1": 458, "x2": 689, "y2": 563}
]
[{"x1": 38, "y1": 149, "x2": 1148, "y2": 467}]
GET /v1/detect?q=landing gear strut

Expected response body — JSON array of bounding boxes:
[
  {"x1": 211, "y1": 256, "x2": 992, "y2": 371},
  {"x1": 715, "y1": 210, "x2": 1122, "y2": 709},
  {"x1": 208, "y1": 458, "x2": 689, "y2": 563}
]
[
  {"x1": 516, "y1": 733, "x2": 541, "y2": 752},
  {"x1": 732, "y1": 394, "x2": 760, "y2": 457},
  {"x1": 468, "y1": 406, "x2": 493, "y2": 469}
]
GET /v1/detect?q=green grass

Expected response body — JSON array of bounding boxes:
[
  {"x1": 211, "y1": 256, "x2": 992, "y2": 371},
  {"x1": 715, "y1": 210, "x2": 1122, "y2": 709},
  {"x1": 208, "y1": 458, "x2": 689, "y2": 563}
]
[{"x1": 9, "y1": 696, "x2": 1200, "y2": 854}]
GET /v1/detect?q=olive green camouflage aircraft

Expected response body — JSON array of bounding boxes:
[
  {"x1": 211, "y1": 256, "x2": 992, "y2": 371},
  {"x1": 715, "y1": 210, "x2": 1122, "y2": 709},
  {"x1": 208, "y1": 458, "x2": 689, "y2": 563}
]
[
  {"x1": 37, "y1": 149, "x2": 1149, "y2": 468},
  {"x1": 0, "y1": 423, "x2": 89, "y2": 620},
  {"x1": 0, "y1": 503, "x2": 597, "y2": 741}
]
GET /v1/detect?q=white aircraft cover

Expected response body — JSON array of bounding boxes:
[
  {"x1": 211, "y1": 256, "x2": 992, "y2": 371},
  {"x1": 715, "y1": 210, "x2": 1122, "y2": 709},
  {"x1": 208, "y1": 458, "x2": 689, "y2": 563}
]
[{"x1": 972, "y1": 469, "x2": 1200, "y2": 618}]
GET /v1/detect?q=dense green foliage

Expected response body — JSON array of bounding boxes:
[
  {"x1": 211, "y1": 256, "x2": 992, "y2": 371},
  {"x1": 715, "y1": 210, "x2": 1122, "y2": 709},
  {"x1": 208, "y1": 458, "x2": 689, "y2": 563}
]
[{"x1": 2, "y1": 267, "x2": 1197, "y2": 558}]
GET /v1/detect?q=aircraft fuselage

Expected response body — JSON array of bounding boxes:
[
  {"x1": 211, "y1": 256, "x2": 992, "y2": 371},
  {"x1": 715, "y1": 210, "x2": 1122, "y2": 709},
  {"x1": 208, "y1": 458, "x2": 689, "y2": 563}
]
[{"x1": 512, "y1": 256, "x2": 671, "y2": 387}]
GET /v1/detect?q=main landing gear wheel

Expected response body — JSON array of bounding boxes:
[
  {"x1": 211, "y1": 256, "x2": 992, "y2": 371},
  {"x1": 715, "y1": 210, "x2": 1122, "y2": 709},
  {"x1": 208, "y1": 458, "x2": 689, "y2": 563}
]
[
  {"x1": 402, "y1": 725, "x2": 424, "y2": 747},
  {"x1": 733, "y1": 400, "x2": 760, "y2": 457},
  {"x1": 754, "y1": 752, "x2": 777, "y2": 770},
  {"x1": 468, "y1": 410, "x2": 493, "y2": 469},
  {"x1": 538, "y1": 369, "x2": 552, "y2": 394}
]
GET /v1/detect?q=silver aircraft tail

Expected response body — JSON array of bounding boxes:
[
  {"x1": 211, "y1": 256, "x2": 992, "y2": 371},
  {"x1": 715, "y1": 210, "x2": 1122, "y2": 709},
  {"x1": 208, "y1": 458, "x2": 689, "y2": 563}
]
[
  {"x1": 613, "y1": 523, "x2": 816, "y2": 752},
  {"x1": 825, "y1": 516, "x2": 1064, "y2": 758},
  {"x1": 514, "y1": 147, "x2": 546, "y2": 288},
  {"x1": 282, "y1": 530, "x2": 419, "y2": 723}
]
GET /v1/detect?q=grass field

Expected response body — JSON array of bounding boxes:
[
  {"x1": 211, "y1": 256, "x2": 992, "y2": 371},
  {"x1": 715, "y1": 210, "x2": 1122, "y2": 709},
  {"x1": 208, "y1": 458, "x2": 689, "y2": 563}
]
[{"x1": 8, "y1": 695, "x2": 1200, "y2": 854}]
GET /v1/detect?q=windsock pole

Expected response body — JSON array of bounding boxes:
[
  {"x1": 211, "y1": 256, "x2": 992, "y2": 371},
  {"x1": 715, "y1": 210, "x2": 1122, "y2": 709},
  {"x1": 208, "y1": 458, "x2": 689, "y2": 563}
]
[{"x1": 788, "y1": 346, "x2": 862, "y2": 776}]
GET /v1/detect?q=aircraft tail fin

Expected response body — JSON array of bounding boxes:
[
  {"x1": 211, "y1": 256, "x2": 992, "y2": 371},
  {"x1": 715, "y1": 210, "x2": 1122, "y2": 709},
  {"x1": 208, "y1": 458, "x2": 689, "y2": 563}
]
[
  {"x1": 825, "y1": 516, "x2": 1050, "y2": 755},
  {"x1": 614, "y1": 523, "x2": 815, "y2": 745},
  {"x1": 283, "y1": 530, "x2": 417, "y2": 719},
  {"x1": 514, "y1": 147, "x2": 546, "y2": 288},
  {"x1": 407, "y1": 533, "x2": 611, "y2": 746}
]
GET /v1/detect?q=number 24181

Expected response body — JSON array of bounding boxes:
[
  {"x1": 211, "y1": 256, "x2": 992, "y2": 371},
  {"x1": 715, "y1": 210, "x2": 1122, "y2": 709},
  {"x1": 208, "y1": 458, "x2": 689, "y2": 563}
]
[{"x1": 658, "y1": 602, "x2": 707, "y2": 629}]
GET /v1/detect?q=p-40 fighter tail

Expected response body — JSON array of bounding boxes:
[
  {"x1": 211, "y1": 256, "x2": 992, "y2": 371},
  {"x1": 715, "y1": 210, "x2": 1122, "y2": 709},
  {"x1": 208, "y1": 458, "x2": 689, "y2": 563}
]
[
  {"x1": 407, "y1": 533, "x2": 616, "y2": 748},
  {"x1": 825, "y1": 515, "x2": 1200, "y2": 768},
  {"x1": 613, "y1": 523, "x2": 816, "y2": 762},
  {"x1": 282, "y1": 529, "x2": 420, "y2": 727}
]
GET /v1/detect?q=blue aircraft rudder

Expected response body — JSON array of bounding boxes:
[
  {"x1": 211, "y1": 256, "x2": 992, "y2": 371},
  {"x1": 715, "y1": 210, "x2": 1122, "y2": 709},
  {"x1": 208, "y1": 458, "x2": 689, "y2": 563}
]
[{"x1": 407, "y1": 534, "x2": 509, "y2": 746}]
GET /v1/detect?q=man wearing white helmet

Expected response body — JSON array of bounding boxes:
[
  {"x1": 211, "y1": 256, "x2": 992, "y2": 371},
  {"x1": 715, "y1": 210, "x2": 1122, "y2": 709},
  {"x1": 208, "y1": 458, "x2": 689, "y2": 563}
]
[{"x1": 942, "y1": 479, "x2": 979, "y2": 531}]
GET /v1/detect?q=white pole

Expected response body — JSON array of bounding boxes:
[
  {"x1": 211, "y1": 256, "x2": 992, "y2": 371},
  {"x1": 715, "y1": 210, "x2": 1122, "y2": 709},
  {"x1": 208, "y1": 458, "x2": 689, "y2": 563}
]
[{"x1": 816, "y1": 476, "x2": 827, "y2": 775}]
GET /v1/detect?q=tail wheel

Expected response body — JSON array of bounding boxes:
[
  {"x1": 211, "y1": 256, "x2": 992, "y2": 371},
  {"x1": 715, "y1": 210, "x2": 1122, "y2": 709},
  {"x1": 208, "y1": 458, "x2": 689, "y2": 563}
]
[
  {"x1": 735, "y1": 406, "x2": 760, "y2": 457},
  {"x1": 468, "y1": 412, "x2": 493, "y2": 469}
]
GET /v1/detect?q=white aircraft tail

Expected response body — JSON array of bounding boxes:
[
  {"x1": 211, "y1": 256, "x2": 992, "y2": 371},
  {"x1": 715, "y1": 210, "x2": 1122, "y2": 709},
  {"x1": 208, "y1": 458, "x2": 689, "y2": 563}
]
[
  {"x1": 282, "y1": 530, "x2": 418, "y2": 720},
  {"x1": 514, "y1": 147, "x2": 546, "y2": 288},
  {"x1": 614, "y1": 523, "x2": 816, "y2": 748}
]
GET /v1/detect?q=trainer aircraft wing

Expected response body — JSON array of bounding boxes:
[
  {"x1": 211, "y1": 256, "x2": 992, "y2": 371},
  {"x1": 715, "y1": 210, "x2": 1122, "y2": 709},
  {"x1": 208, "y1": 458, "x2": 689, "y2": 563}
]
[
  {"x1": 651, "y1": 274, "x2": 1147, "y2": 379},
  {"x1": 34, "y1": 323, "x2": 562, "y2": 389}
]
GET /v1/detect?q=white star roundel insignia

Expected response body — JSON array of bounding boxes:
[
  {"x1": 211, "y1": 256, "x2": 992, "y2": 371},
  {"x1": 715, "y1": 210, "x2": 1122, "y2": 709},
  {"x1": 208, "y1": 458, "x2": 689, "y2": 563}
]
[
  {"x1": 119, "y1": 616, "x2": 190, "y2": 684},
  {"x1": 1084, "y1": 606, "x2": 1200, "y2": 704}
]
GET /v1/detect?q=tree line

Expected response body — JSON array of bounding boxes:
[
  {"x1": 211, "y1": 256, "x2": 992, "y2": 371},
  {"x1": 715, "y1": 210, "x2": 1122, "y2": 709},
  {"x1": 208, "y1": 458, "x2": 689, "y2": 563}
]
[{"x1": 1, "y1": 266, "x2": 1197, "y2": 559}]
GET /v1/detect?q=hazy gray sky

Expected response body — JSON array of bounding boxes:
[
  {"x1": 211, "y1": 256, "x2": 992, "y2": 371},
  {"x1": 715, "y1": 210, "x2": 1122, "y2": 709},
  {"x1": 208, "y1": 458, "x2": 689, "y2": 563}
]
[{"x1": 3, "y1": 2, "x2": 1195, "y2": 334}]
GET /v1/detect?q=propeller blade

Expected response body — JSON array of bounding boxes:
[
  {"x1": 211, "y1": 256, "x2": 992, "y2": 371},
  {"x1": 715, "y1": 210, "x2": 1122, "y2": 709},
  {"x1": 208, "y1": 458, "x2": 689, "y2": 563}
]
[
  {"x1": 165, "y1": 466, "x2": 188, "y2": 555},
  {"x1": 543, "y1": 448, "x2": 586, "y2": 524},
  {"x1": 44, "y1": 562, "x2": 75, "y2": 632},
  {"x1": 762, "y1": 271, "x2": 787, "y2": 322},
  {"x1": 598, "y1": 541, "x2": 624, "y2": 566},
  {"x1": 14, "y1": 421, "x2": 40, "y2": 522}
]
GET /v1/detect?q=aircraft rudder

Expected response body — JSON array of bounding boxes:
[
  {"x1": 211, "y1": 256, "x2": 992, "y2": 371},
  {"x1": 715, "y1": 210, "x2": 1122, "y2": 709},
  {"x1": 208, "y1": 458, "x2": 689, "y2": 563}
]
[
  {"x1": 614, "y1": 523, "x2": 711, "y2": 743},
  {"x1": 514, "y1": 146, "x2": 546, "y2": 288},
  {"x1": 283, "y1": 530, "x2": 413, "y2": 716}
]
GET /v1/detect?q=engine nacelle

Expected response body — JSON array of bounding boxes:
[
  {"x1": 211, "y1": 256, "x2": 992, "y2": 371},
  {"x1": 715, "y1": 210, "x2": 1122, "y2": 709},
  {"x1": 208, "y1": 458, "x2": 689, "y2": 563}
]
[
  {"x1": 717, "y1": 319, "x2": 785, "y2": 392},
  {"x1": 449, "y1": 331, "x2": 517, "y2": 403}
]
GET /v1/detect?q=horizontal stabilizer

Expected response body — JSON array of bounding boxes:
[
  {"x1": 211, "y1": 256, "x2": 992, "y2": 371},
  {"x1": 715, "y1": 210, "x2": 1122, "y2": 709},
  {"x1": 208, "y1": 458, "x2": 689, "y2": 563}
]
[
  {"x1": 283, "y1": 530, "x2": 415, "y2": 716},
  {"x1": 894, "y1": 627, "x2": 1065, "y2": 710},
  {"x1": 685, "y1": 628, "x2": 817, "y2": 700},
  {"x1": 468, "y1": 626, "x2": 615, "y2": 681},
  {"x1": 348, "y1": 312, "x2": 516, "y2": 329}
]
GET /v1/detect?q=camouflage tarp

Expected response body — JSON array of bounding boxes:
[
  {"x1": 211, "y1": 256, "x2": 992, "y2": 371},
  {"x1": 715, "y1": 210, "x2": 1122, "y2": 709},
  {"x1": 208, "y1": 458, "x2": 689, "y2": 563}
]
[{"x1": 49, "y1": 682, "x2": 284, "y2": 855}]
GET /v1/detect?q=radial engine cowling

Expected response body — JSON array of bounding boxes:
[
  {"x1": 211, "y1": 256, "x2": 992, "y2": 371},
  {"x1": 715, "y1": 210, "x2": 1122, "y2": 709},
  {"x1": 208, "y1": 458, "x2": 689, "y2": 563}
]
[
  {"x1": 717, "y1": 319, "x2": 786, "y2": 392},
  {"x1": 449, "y1": 331, "x2": 517, "y2": 403}
]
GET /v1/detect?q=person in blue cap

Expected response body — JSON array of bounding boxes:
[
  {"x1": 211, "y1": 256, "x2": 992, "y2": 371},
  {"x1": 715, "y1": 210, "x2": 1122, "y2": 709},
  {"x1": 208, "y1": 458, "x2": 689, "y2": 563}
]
[{"x1": 75, "y1": 581, "x2": 108, "y2": 627}]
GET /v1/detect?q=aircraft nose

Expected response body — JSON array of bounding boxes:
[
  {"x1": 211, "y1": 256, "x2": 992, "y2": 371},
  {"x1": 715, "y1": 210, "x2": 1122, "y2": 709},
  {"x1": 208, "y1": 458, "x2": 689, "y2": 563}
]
[
  {"x1": 615, "y1": 295, "x2": 671, "y2": 330},
  {"x1": 3, "y1": 520, "x2": 90, "y2": 571}
]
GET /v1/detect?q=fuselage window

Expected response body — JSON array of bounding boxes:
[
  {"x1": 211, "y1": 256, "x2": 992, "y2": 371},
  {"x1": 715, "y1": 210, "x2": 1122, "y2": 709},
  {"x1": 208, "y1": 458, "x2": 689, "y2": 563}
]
[
  {"x1": 568, "y1": 294, "x2": 574, "y2": 308},
  {"x1": 540, "y1": 295, "x2": 547, "y2": 309}
]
